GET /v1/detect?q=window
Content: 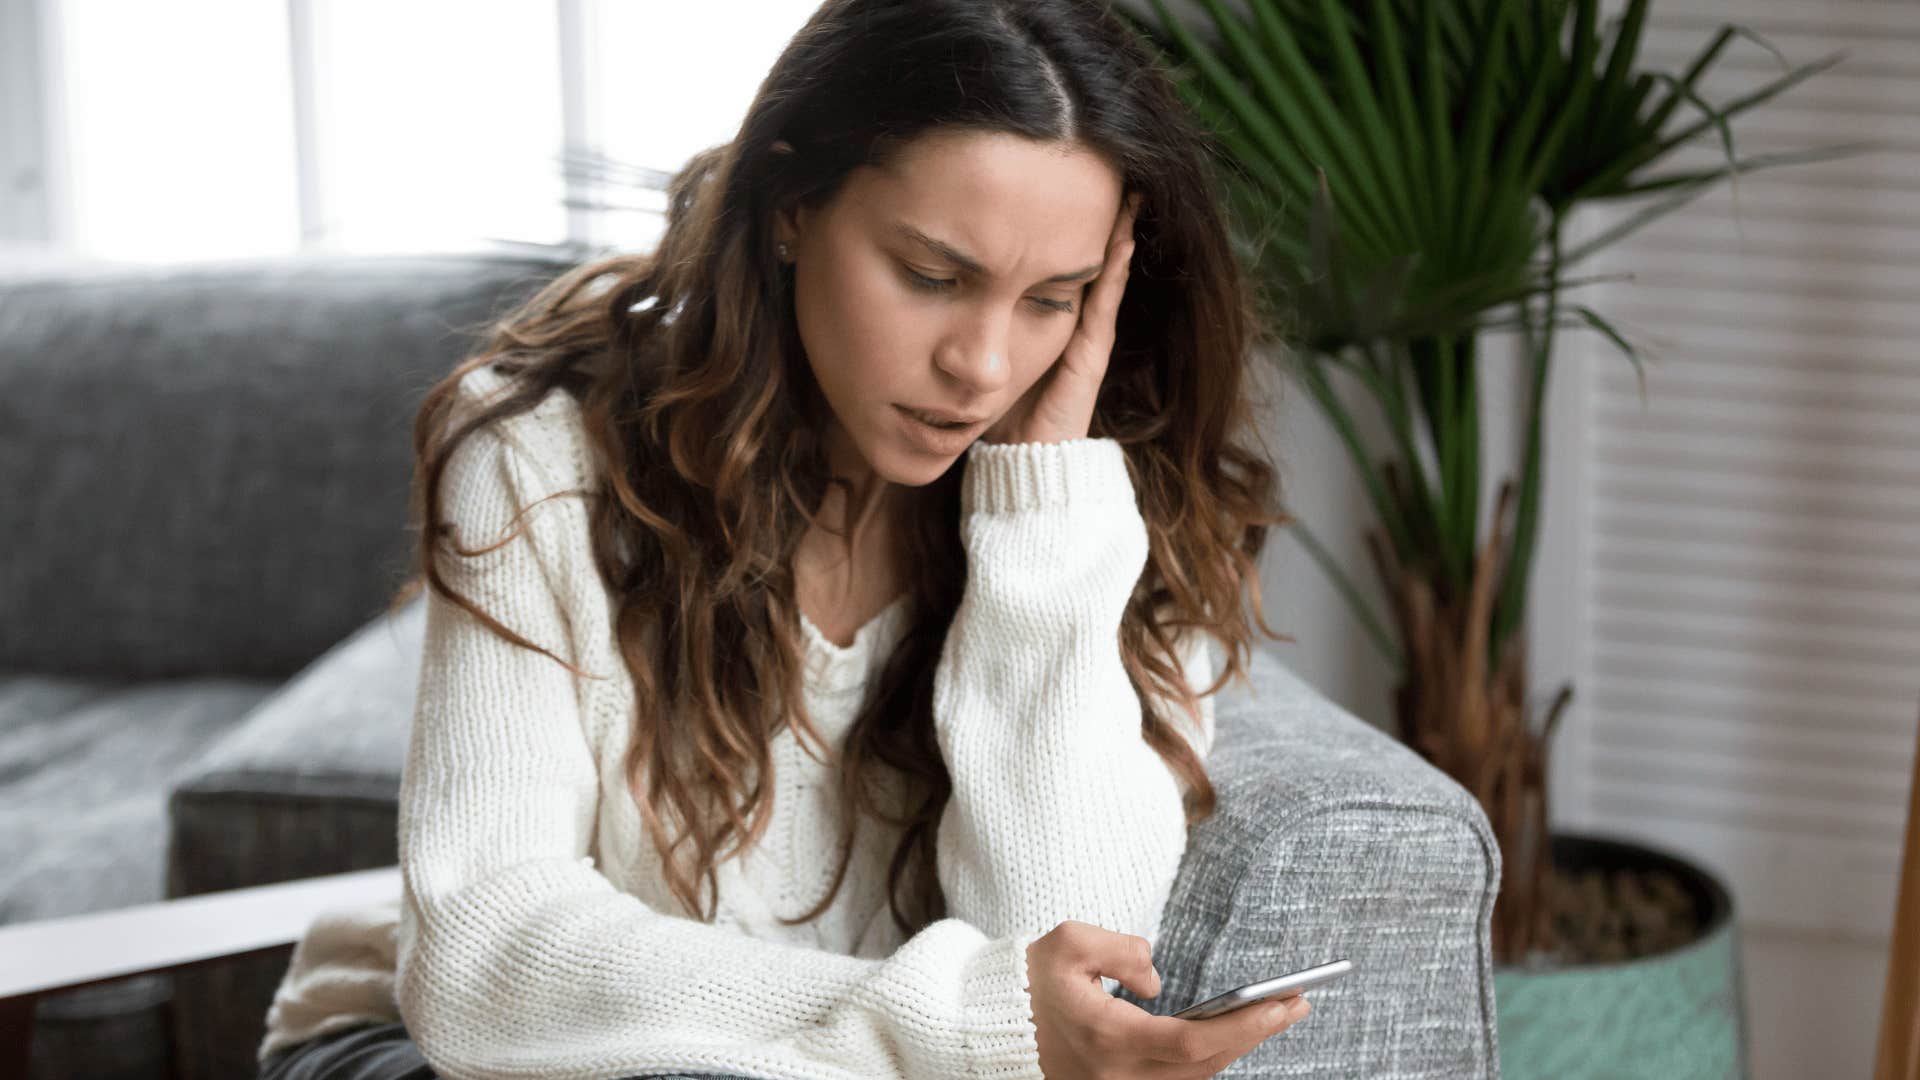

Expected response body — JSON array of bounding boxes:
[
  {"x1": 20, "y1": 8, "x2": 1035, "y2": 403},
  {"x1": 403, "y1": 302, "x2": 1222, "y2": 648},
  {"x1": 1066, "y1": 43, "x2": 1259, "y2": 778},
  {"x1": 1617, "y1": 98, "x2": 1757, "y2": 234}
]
[
  {"x1": 29, "y1": 0, "x2": 823, "y2": 262},
  {"x1": 582, "y1": 1, "x2": 822, "y2": 254},
  {"x1": 52, "y1": 0, "x2": 299, "y2": 260},
  {"x1": 303, "y1": 0, "x2": 565, "y2": 254}
]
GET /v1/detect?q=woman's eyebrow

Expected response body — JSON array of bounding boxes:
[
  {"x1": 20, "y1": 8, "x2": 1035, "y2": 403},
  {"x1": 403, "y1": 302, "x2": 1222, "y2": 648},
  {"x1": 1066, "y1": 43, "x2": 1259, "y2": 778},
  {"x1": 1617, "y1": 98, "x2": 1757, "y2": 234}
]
[{"x1": 891, "y1": 222, "x2": 1103, "y2": 285}]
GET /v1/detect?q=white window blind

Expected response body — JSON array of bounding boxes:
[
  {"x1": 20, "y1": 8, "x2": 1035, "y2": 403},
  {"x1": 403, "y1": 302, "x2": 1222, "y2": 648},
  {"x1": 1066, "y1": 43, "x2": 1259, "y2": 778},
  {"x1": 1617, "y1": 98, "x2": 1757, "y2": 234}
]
[{"x1": 1572, "y1": 0, "x2": 1920, "y2": 940}]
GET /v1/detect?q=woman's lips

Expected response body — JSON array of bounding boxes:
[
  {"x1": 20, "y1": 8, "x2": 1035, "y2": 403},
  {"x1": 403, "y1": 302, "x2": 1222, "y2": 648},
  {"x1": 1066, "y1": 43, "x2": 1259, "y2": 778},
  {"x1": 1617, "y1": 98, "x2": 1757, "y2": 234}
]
[
  {"x1": 896, "y1": 404, "x2": 985, "y2": 452},
  {"x1": 900, "y1": 404, "x2": 987, "y2": 426}
]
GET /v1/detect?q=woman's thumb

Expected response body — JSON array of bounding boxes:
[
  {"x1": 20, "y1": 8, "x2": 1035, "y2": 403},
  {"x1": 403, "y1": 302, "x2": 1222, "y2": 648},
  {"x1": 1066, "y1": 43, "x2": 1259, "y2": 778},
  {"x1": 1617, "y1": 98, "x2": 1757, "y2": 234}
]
[{"x1": 1094, "y1": 931, "x2": 1162, "y2": 999}]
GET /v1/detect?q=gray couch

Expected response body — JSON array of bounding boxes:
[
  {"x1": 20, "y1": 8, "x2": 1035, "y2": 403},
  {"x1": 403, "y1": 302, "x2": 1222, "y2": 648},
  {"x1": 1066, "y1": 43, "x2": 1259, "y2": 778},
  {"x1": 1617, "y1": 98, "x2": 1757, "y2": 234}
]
[{"x1": 0, "y1": 251, "x2": 1503, "y2": 1080}]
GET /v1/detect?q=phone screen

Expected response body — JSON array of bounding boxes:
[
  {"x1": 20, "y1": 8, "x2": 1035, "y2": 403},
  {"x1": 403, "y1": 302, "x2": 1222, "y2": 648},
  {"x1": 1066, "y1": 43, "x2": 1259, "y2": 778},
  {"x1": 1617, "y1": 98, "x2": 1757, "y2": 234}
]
[{"x1": 1170, "y1": 958, "x2": 1353, "y2": 1020}]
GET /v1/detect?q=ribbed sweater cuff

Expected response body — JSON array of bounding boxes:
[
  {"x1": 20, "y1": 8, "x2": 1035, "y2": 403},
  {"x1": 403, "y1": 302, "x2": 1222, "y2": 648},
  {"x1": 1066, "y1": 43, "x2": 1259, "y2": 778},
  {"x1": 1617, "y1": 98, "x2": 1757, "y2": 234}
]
[
  {"x1": 961, "y1": 930, "x2": 1046, "y2": 1079},
  {"x1": 962, "y1": 438, "x2": 1134, "y2": 516}
]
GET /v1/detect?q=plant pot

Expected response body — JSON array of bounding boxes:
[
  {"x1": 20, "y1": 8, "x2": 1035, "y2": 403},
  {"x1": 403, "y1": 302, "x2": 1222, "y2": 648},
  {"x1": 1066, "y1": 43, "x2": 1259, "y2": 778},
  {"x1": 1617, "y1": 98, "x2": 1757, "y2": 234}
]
[{"x1": 1492, "y1": 830, "x2": 1749, "y2": 1079}]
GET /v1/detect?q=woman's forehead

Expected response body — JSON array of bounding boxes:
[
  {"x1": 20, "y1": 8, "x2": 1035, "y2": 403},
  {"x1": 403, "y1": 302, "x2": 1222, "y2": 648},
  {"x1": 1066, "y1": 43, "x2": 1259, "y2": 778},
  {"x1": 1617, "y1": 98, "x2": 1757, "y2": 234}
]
[{"x1": 845, "y1": 130, "x2": 1122, "y2": 277}]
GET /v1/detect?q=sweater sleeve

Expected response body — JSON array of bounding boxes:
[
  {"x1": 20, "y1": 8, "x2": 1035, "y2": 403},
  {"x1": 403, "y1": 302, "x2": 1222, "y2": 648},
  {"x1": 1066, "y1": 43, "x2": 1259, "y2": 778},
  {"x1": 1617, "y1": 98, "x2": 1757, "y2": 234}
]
[
  {"x1": 395, "y1": 416, "x2": 1045, "y2": 1080},
  {"x1": 931, "y1": 437, "x2": 1209, "y2": 976}
]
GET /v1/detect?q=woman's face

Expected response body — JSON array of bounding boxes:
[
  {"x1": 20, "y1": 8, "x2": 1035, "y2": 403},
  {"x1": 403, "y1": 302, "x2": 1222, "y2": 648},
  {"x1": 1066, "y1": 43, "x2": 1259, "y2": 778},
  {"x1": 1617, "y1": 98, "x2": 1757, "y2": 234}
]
[{"x1": 777, "y1": 128, "x2": 1125, "y2": 487}]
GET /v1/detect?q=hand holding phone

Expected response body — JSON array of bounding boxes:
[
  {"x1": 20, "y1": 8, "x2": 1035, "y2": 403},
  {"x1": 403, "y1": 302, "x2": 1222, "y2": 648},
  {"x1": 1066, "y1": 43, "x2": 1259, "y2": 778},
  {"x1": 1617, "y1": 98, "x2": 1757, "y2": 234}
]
[
  {"x1": 1171, "y1": 958, "x2": 1353, "y2": 1020},
  {"x1": 1028, "y1": 922, "x2": 1329, "y2": 1080}
]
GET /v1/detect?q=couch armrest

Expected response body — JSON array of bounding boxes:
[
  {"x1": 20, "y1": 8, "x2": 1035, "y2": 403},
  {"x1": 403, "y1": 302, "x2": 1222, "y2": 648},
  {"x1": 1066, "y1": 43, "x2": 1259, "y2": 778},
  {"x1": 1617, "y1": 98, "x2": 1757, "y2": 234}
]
[
  {"x1": 164, "y1": 595, "x2": 424, "y2": 1080},
  {"x1": 1134, "y1": 647, "x2": 1503, "y2": 1078},
  {"x1": 167, "y1": 593, "x2": 425, "y2": 896}
]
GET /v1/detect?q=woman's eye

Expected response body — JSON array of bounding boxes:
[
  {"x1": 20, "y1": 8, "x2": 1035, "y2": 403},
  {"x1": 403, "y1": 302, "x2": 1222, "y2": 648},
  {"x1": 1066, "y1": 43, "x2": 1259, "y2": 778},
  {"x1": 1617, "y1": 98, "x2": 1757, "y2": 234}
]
[
  {"x1": 902, "y1": 267, "x2": 1075, "y2": 315},
  {"x1": 902, "y1": 267, "x2": 955, "y2": 293}
]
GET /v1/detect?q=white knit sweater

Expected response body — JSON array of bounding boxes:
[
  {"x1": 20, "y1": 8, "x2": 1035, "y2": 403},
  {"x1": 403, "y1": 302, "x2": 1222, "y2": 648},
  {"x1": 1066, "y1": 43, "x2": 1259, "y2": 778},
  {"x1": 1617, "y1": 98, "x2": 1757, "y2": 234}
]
[{"x1": 257, "y1": 364, "x2": 1217, "y2": 1079}]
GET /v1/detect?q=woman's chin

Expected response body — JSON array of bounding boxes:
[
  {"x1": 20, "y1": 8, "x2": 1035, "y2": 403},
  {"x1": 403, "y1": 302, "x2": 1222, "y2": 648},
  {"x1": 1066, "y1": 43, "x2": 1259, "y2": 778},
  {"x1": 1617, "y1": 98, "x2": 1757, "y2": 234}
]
[
  {"x1": 882, "y1": 449, "x2": 962, "y2": 486},
  {"x1": 872, "y1": 435, "x2": 972, "y2": 483}
]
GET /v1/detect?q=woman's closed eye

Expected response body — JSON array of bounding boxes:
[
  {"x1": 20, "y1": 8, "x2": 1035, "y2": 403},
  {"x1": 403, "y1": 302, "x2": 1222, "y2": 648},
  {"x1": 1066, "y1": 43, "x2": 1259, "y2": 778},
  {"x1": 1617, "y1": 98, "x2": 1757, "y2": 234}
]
[{"x1": 900, "y1": 265, "x2": 1077, "y2": 314}]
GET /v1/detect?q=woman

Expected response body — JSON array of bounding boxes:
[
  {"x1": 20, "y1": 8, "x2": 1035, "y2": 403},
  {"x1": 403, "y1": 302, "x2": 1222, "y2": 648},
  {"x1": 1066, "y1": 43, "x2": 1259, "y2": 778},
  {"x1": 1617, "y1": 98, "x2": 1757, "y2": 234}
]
[{"x1": 256, "y1": 0, "x2": 1302, "y2": 1077}]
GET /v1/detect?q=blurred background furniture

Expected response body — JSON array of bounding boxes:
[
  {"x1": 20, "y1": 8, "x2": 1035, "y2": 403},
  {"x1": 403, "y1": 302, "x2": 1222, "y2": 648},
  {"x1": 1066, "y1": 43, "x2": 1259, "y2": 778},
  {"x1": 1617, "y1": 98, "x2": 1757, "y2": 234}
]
[
  {"x1": 0, "y1": 867, "x2": 400, "y2": 1079},
  {"x1": 0, "y1": 251, "x2": 572, "y2": 1079},
  {"x1": 0, "y1": 252, "x2": 1507, "y2": 1079}
]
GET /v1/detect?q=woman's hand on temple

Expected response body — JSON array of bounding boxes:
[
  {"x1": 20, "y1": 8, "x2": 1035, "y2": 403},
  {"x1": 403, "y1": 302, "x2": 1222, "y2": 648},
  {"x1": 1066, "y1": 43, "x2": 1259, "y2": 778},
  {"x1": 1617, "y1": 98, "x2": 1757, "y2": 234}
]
[
  {"x1": 1026, "y1": 920, "x2": 1311, "y2": 1079},
  {"x1": 980, "y1": 193, "x2": 1141, "y2": 447}
]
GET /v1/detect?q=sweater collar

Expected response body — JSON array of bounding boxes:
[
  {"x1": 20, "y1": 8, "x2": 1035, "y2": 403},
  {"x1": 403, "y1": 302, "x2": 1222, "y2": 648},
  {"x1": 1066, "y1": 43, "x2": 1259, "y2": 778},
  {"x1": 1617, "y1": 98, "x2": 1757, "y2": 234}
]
[{"x1": 798, "y1": 593, "x2": 913, "y2": 697}]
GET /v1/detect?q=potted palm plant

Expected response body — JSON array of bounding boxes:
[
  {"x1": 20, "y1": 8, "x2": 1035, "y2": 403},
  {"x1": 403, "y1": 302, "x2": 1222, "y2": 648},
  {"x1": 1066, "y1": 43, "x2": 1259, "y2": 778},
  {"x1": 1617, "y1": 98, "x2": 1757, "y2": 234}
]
[{"x1": 1117, "y1": 0, "x2": 1871, "y2": 1073}]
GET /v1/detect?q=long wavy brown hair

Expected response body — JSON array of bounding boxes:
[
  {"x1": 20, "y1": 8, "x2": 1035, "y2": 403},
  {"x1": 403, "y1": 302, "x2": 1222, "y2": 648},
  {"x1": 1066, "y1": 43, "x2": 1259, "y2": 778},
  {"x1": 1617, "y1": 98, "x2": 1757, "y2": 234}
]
[{"x1": 390, "y1": 0, "x2": 1293, "y2": 942}]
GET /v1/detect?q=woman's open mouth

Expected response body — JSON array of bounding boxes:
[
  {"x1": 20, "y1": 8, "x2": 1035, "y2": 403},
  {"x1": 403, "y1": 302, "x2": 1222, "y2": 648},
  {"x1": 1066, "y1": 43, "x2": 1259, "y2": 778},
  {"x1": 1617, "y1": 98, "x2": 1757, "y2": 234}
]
[
  {"x1": 896, "y1": 404, "x2": 985, "y2": 451},
  {"x1": 899, "y1": 405, "x2": 979, "y2": 429}
]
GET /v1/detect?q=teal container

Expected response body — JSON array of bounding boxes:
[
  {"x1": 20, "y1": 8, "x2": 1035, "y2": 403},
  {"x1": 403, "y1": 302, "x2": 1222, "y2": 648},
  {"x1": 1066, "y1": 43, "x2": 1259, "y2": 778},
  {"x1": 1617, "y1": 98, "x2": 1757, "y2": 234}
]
[{"x1": 1493, "y1": 832, "x2": 1750, "y2": 1079}]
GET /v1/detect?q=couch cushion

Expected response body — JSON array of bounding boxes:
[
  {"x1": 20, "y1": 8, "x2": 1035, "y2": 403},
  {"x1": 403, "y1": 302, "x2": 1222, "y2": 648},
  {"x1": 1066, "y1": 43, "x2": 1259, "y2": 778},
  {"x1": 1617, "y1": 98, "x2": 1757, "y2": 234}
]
[
  {"x1": 0, "y1": 671, "x2": 278, "y2": 1080},
  {"x1": 0, "y1": 674, "x2": 278, "y2": 925},
  {"x1": 168, "y1": 591, "x2": 425, "y2": 898},
  {"x1": 0, "y1": 251, "x2": 575, "y2": 680}
]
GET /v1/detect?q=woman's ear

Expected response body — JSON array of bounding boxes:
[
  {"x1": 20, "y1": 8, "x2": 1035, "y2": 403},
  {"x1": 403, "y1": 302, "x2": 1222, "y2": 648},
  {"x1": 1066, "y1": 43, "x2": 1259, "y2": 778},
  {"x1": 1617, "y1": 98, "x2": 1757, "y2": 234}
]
[
  {"x1": 773, "y1": 202, "x2": 799, "y2": 252},
  {"x1": 769, "y1": 140, "x2": 807, "y2": 256},
  {"x1": 773, "y1": 200, "x2": 814, "y2": 261}
]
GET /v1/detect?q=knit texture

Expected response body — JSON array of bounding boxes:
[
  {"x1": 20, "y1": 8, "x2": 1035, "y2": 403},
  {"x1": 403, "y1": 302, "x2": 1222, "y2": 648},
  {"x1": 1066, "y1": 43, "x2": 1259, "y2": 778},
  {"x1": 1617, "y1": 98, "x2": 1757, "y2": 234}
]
[{"x1": 257, "y1": 364, "x2": 1216, "y2": 1079}]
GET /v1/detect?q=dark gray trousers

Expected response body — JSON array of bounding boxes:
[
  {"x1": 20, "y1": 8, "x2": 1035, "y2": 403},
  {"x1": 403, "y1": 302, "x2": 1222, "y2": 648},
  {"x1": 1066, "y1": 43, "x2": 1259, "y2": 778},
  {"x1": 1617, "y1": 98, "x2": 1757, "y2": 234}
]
[{"x1": 258, "y1": 1020, "x2": 759, "y2": 1080}]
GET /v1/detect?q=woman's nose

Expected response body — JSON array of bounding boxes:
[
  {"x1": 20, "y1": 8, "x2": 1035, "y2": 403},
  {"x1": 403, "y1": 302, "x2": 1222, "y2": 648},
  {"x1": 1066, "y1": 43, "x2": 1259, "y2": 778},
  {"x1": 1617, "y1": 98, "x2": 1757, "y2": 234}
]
[{"x1": 934, "y1": 313, "x2": 1016, "y2": 396}]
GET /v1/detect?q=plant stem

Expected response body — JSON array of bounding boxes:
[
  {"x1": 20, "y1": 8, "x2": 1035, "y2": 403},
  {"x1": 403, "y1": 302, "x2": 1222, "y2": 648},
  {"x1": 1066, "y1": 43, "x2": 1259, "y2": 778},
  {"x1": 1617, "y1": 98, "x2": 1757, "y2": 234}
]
[{"x1": 1458, "y1": 334, "x2": 1482, "y2": 602}]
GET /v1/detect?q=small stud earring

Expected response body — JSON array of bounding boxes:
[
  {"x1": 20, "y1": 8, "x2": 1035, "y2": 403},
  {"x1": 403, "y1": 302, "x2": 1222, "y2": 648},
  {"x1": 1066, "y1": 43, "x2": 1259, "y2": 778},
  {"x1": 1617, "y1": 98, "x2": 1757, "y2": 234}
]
[{"x1": 776, "y1": 241, "x2": 792, "y2": 261}]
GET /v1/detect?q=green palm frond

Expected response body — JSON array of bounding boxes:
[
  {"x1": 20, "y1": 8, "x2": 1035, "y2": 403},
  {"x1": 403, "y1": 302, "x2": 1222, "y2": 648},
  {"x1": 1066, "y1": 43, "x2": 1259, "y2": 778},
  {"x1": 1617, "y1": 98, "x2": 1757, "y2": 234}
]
[{"x1": 1117, "y1": 0, "x2": 1867, "y2": 677}]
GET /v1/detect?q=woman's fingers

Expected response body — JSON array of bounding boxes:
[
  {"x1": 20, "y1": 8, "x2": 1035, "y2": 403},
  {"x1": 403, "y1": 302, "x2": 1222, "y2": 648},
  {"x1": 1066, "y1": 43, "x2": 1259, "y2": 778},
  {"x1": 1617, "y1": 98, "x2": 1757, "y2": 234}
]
[
  {"x1": 1193, "y1": 997, "x2": 1310, "y2": 1075},
  {"x1": 1127, "y1": 995, "x2": 1310, "y2": 1068},
  {"x1": 1092, "y1": 196, "x2": 1140, "y2": 336},
  {"x1": 1061, "y1": 192, "x2": 1140, "y2": 377}
]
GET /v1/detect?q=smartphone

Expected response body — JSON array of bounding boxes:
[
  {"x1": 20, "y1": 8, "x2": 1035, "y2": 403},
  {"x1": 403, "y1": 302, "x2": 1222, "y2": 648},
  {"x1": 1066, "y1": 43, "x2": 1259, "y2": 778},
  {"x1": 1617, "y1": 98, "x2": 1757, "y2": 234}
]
[{"x1": 1170, "y1": 959, "x2": 1353, "y2": 1021}]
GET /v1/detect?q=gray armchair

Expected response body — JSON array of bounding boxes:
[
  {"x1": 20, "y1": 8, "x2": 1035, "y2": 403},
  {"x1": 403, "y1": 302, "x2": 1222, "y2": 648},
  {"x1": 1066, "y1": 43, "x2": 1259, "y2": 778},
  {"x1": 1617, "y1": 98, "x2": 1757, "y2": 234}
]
[
  {"x1": 0, "y1": 251, "x2": 576, "y2": 1079},
  {"x1": 0, "y1": 252, "x2": 1501, "y2": 1079}
]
